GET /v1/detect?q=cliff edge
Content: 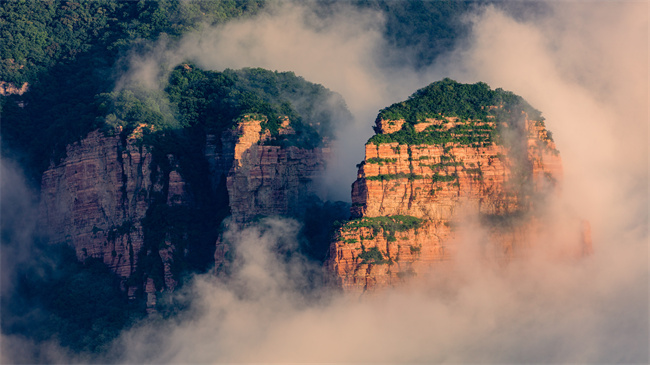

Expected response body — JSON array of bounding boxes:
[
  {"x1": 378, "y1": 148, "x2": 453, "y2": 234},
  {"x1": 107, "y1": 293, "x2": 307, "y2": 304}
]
[{"x1": 326, "y1": 79, "x2": 590, "y2": 293}]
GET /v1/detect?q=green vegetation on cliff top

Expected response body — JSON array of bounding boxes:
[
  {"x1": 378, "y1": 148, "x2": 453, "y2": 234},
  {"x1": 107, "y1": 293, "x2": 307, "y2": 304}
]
[
  {"x1": 96, "y1": 65, "x2": 349, "y2": 149},
  {"x1": 164, "y1": 65, "x2": 349, "y2": 147},
  {"x1": 369, "y1": 118, "x2": 497, "y2": 146},
  {"x1": 377, "y1": 78, "x2": 543, "y2": 123},
  {"x1": 369, "y1": 78, "x2": 545, "y2": 147}
]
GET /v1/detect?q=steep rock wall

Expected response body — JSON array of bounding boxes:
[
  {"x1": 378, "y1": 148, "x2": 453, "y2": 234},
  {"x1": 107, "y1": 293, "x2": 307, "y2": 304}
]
[
  {"x1": 213, "y1": 119, "x2": 330, "y2": 273},
  {"x1": 352, "y1": 117, "x2": 561, "y2": 220},
  {"x1": 328, "y1": 112, "x2": 586, "y2": 293},
  {"x1": 39, "y1": 130, "x2": 188, "y2": 301},
  {"x1": 40, "y1": 117, "x2": 330, "y2": 305},
  {"x1": 326, "y1": 219, "x2": 453, "y2": 294},
  {"x1": 224, "y1": 119, "x2": 329, "y2": 223}
]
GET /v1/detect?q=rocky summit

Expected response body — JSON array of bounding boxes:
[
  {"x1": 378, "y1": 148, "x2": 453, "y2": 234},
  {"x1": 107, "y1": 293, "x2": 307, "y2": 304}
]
[
  {"x1": 325, "y1": 79, "x2": 591, "y2": 293},
  {"x1": 38, "y1": 75, "x2": 591, "y2": 301}
]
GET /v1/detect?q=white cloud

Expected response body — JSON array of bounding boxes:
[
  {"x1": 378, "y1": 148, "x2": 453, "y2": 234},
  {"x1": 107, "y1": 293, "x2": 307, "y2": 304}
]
[{"x1": 4, "y1": 1, "x2": 647, "y2": 363}]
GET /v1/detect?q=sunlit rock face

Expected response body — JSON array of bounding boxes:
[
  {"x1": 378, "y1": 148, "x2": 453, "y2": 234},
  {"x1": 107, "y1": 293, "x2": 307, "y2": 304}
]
[
  {"x1": 326, "y1": 80, "x2": 590, "y2": 294},
  {"x1": 39, "y1": 117, "x2": 330, "y2": 309},
  {"x1": 214, "y1": 118, "x2": 330, "y2": 274},
  {"x1": 351, "y1": 117, "x2": 561, "y2": 220},
  {"x1": 224, "y1": 118, "x2": 329, "y2": 224}
]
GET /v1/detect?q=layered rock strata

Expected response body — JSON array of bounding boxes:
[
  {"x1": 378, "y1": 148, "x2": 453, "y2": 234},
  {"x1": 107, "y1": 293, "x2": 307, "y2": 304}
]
[
  {"x1": 224, "y1": 119, "x2": 329, "y2": 223},
  {"x1": 327, "y1": 218, "x2": 454, "y2": 292},
  {"x1": 328, "y1": 108, "x2": 586, "y2": 293},
  {"x1": 213, "y1": 118, "x2": 329, "y2": 273},
  {"x1": 39, "y1": 129, "x2": 188, "y2": 304},
  {"x1": 40, "y1": 117, "x2": 328, "y2": 307},
  {"x1": 40, "y1": 125, "x2": 192, "y2": 308},
  {"x1": 351, "y1": 117, "x2": 561, "y2": 220}
]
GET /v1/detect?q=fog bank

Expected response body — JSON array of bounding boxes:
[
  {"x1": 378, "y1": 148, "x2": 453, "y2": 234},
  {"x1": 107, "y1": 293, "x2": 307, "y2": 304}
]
[
  {"x1": 109, "y1": 1, "x2": 648, "y2": 363},
  {"x1": 2, "y1": 1, "x2": 647, "y2": 363}
]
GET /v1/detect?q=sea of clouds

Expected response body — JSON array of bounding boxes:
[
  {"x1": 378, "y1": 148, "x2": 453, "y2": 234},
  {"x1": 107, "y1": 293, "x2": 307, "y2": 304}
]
[{"x1": 2, "y1": 1, "x2": 647, "y2": 363}]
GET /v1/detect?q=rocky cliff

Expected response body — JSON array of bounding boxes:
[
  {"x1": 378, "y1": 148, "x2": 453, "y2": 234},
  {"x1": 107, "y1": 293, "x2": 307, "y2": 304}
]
[
  {"x1": 38, "y1": 76, "x2": 590, "y2": 299},
  {"x1": 40, "y1": 116, "x2": 329, "y2": 309},
  {"x1": 350, "y1": 116, "x2": 560, "y2": 220},
  {"x1": 326, "y1": 80, "x2": 589, "y2": 293},
  {"x1": 212, "y1": 117, "x2": 330, "y2": 273},
  {"x1": 223, "y1": 117, "x2": 329, "y2": 223},
  {"x1": 39, "y1": 128, "x2": 191, "y2": 306}
]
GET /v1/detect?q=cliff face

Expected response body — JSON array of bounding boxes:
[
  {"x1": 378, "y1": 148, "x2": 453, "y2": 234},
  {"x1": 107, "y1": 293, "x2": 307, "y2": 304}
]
[
  {"x1": 326, "y1": 219, "x2": 454, "y2": 293},
  {"x1": 351, "y1": 117, "x2": 561, "y2": 220},
  {"x1": 40, "y1": 117, "x2": 329, "y2": 308},
  {"x1": 39, "y1": 129, "x2": 190, "y2": 303},
  {"x1": 224, "y1": 119, "x2": 329, "y2": 223},
  {"x1": 213, "y1": 118, "x2": 330, "y2": 273},
  {"x1": 41, "y1": 130, "x2": 158, "y2": 281},
  {"x1": 327, "y1": 95, "x2": 586, "y2": 293}
]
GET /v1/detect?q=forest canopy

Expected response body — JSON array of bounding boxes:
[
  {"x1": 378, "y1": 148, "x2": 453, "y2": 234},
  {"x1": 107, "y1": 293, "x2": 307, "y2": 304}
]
[
  {"x1": 369, "y1": 78, "x2": 547, "y2": 148},
  {"x1": 164, "y1": 65, "x2": 350, "y2": 144},
  {"x1": 376, "y1": 78, "x2": 544, "y2": 124},
  {"x1": 0, "y1": 0, "x2": 265, "y2": 84},
  {"x1": 95, "y1": 65, "x2": 350, "y2": 150}
]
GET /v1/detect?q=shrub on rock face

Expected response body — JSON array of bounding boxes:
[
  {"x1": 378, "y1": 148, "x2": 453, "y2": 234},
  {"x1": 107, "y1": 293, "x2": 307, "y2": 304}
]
[{"x1": 359, "y1": 246, "x2": 387, "y2": 265}]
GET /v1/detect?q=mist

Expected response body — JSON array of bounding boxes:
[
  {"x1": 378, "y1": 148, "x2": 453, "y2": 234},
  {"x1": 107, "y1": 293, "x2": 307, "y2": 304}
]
[
  {"x1": 109, "y1": 1, "x2": 649, "y2": 363},
  {"x1": 2, "y1": 0, "x2": 648, "y2": 363},
  {"x1": 118, "y1": 1, "x2": 445, "y2": 201},
  {"x1": 0, "y1": 158, "x2": 71, "y2": 364},
  {"x1": 112, "y1": 216, "x2": 647, "y2": 363}
]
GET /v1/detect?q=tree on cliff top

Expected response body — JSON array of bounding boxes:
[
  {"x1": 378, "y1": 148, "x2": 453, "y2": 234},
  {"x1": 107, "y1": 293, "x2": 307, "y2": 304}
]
[
  {"x1": 162, "y1": 65, "x2": 350, "y2": 148},
  {"x1": 376, "y1": 78, "x2": 544, "y2": 124}
]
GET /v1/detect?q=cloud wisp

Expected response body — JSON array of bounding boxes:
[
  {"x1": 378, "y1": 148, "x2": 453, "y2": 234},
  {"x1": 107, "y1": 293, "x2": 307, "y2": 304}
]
[
  {"x1": 109, "y1": 2, "x2": 647, "y2": 363},
  {"x1": 2, "y1": 1, "x2": 647, "y2": 363}
]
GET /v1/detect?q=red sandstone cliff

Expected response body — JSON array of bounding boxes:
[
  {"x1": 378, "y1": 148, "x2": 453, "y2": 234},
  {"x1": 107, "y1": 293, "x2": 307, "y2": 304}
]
[
  {"x1": 225, "y1": 118, "x2": 329, "y2": 223},
  {"x1": 39, "y1": 128, "x2": 188, "y2": 305},
  {"x1": 40, "y1": 116, "x2": 329, "y2": 308},
  {"x1": 213, "y1": 117, "x2": 329, "y2": 273},
  {"x1": 351, "y1": 116, "x2": 561, "y2": 220},
  {"x1": 327, "y1": 111, "x2": 587, "y2": 294}
]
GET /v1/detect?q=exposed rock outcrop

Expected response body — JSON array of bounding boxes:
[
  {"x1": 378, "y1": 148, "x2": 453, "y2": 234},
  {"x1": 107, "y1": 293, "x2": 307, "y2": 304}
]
[
  {"x1": 351, "y1": 117, "x2": 560, "y2": 220},
  {"x1": 327, "y1": 218, "x2": 454, "y2": 292},
  {"x1": 41, "y1": 130, "x2": 152, "y2": 280},
  {"x1": 39, "y1": 129, "x2": 189, "y2": 305},
  {"x1": 40, "y1": 116, "x2": 329, "y2": 307},
  {"x1": 327, "y1": 81, "x2": 589, "y2": 293},
  {"x1": 224, "y1": 119, "x2": 329, "y2": 223},
  {"x1": 0, "y1": 81, "x2": 29, "y2": 96},
  {"x1": 213, "y1": 118, "x2": 330, "y2": 273}
]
